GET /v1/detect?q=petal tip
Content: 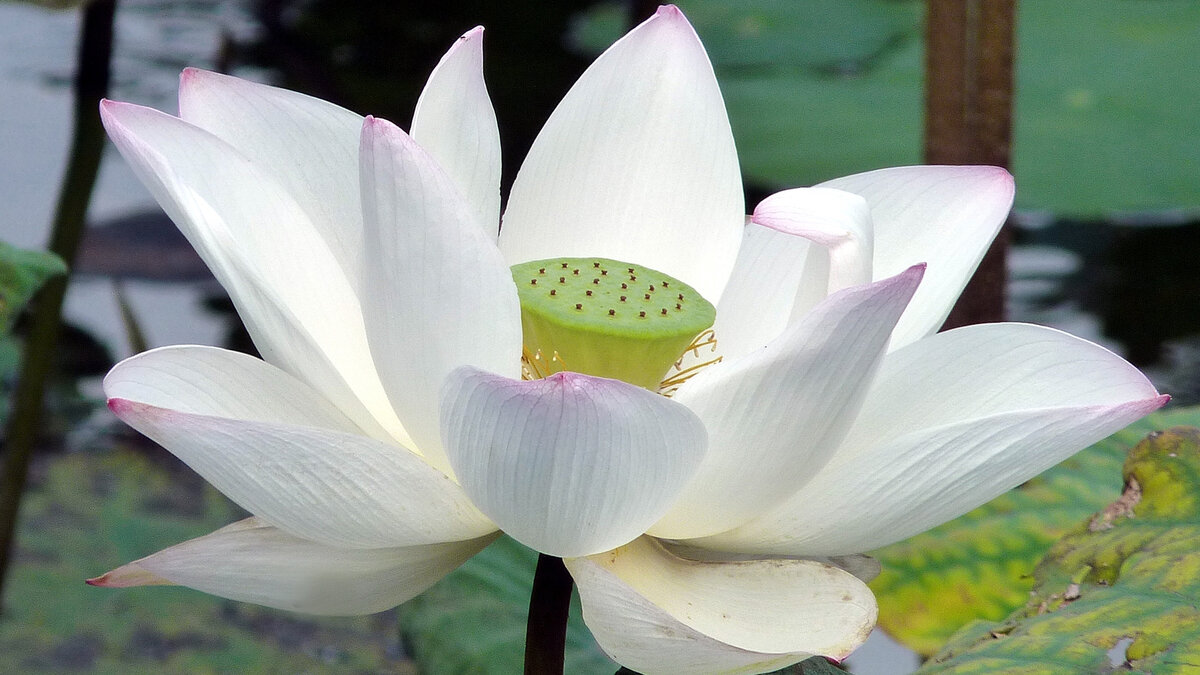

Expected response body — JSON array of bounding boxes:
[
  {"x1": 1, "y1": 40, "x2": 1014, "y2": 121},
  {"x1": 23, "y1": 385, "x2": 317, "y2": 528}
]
[
  {"x1": 106, "y1": 397, "x2": 132, "y2": 416},
  {"x1": 86, "y1": 563, "x2": 171, "y2": 588},
  {"x1": 460, "y1": 25, "x2": 484, "y2": 40}
]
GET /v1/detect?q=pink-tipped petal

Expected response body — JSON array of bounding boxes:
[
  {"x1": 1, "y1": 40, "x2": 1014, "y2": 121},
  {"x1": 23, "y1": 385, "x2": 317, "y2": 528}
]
[
  {"x1": 565, "y1": 536, "x2": 876, "y2": 674},
  {"x1": 178, "y1": 69, "x2": 366, "y2": 289},
  {"x1": 752, "y1": 187, "x2": 874, "y2": 295},
  {"x1": 104, "y1": 347, "x2": 496, "y2": 549},
  {"x1": 499, "y1": 6, "x2": 743, "y2": 303},
  {"x1": 99, "y1": 99, "x2": 407, "y2": 445},
  {"x1": 411, "y1": 27, "x2": 502, "y2": 238},
  {"x1": 651, "y1": 265, "x2": 924, "y2": 540},
  {"x1": 820, "y1": 165, "x2": 1015, "y2": 349},
  {"x1": 701, "y1": 323, "x2": 1166, "y2": 555},
  {"x1": 90, "y1": 518, "x2": 495, "y2": 615},
  {"x1": 359, "y1": 116, "x2": 522, "y2": 477},
  {"x1": 441, "y1": 368, "x2": 707, "y2": 558}
]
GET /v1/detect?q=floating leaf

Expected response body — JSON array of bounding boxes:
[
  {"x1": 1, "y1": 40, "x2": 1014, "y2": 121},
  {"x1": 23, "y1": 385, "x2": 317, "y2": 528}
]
[
  {"x1": 0, "y1": 240, "x2": 67, "y2": 333},
  {"x1": 918, "y1": 426, "x2": 1200, "y2": 672},
  {"x1": 870, "y1": 407, "x2": 1200, "y2": 655},
  {"x1": 397, "y1": 536, "x2": 614, "y2": 675}
]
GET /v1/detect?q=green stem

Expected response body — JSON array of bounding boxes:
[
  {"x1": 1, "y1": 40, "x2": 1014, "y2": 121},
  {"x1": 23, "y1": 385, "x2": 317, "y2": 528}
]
[
  {"x1": 524, "y1": 554, "x2": 573, "y2": 674},
  {"x1": 0, "y1": 0, "x2": 117, "y2": 610}
]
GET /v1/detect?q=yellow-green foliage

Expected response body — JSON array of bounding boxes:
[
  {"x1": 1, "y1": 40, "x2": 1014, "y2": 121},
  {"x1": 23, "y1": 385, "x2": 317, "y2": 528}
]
[
  {"x1": 1, "y1": 445, "x2": 410, "y2": 673},
  {"x1": 870, "y1": 408, "x2": 1200, "y2": 655},
  {"x1": 918, "y1": 426, "x2": 1200, "y2": 673}
]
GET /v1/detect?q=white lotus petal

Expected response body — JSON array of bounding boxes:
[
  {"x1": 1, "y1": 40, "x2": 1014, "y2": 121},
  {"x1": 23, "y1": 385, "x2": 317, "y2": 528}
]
[
  {"x1": 411, "y1": 27, "x2": 502, "y2": 238},
  {"x1": 711, "y1": 222, "x2": 828, "y2": 362},
  {"x1": 652, "y1": 266, "x2": 923, "y2": 539},
  {"x1": 106, "y1": 366, "x2": 497, "y2": 548},
  {"x1": 701, "y1": 323, "x2": 1167, "y2": 555},
  {"x1": 360, "y1": 116, "x2": 522, "y2": 476},
  {"x1": 89, "y1": 518, "x2": 495, "y2": 615},
  {"x1": 820, "y1": 165, "x2": 1014, "y2": 348},
  {"x1": 441, "y1": 368, "x2": 707, "y2": 557},
  {"x1": 565, "y1": 537, "x2": 876, "y2": 674},
  {"x1": 99, "y1": 100, "x2": 408, "y2": 445},
  {"x1": 752, "y1": 187, "x2": 873, "y2": 295},
  {"x1": 499, "y1": 6, "x2": 743, "y2": 303},
  {"x1": 104, "y1": 345, "x2": 363, "y2": 433},
  {"x1": 178, "y1": 69, "x2": 366, "y2": 288}
]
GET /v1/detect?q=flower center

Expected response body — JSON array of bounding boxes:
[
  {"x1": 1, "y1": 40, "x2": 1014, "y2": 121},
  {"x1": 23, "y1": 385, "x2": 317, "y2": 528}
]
[{"x1": 511, "y1": 257, "x2": 716, "y2": 390}]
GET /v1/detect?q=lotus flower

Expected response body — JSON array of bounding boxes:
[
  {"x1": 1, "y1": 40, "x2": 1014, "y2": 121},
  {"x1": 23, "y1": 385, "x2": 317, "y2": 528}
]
[{"x1": 89, "y1": 6, "x2": 1165, "y2": 674}]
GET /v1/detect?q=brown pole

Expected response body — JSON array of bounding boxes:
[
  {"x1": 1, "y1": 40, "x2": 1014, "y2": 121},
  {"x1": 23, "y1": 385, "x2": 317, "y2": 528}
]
[{"x1": 925, "y1": 0, "x2": 1017, "y2": 328}]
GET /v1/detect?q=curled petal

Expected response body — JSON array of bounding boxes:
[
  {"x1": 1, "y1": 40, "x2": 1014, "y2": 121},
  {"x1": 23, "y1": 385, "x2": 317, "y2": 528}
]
[
  {"x1": 500, "y1": 5, "x2": 743, "y2": 303},
  {"x1": 752, "y1": 187, "x2": 874, "y2": 295},
  {"x1": 565, "y1": 537, "x2": 876, "y2": 674},
  {"x1": 700, "y1": 323, "x2": 1167, "y2": 555},
  {"x1": 411, "y1": 26, "x2": 502, "y2": 238},
  {"x1": 712, "y1": 222, "x2": 828, "y2": 362},
  {"x1": 360, "y1": 116, "x2": 522, "y2": 476},
  {"x1": 441, "y1": 368, "x2": 707, "y2": 557},
  {"x1": 89, "y1": 518, "x2": 495, "y2": 615},
  {"x1": 652, "y1": 266, "x2": 923, "y2": 540},
  {"x1": 820, "y1": 165, "x2": 1014, "y2": 348}
]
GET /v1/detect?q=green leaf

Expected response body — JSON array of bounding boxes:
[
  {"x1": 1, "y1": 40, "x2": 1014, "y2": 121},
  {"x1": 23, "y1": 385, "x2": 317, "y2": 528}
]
[
  {"x1": 917, "y1": 426, "x2": 1200, "y2": 673},
  {"x1": 0, "y1": 240, "x2": 67, "y2": 333},
  {"x1": 870, "y1": 407, "x2": 1200, "y2": 655},
  {"x1": 397, "y1": 536, "x2": 615, "y2": 675}
]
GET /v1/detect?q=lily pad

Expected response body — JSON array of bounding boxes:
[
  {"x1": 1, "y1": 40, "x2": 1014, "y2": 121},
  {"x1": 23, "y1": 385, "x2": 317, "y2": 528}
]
[
  {"x1": 870, "y1": 407, "x2": 1200, "y2": 655},
  {"x1": 0, "y1": 240, "x2": 66, "y2": 333},
  {"x1": 397, "y1": 536, "x2": 614, "y2": 674},
  {"x1": 917, "y1": 426, "x2": 1200, "y2": 672}
]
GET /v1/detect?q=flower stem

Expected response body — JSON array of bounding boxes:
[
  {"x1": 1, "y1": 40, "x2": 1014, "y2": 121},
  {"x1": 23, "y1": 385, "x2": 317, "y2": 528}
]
[
  {"x1": 525, "y1": 553, "x2": 573, "y2": 674},
  {"x1": 0, "y1": 0, "x2": 117, "y2": 612}
]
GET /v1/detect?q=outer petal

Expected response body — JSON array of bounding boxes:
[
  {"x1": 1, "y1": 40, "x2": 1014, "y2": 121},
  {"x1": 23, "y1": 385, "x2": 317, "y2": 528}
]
[
  {"x1": 441, "y1": 368, "x2": 707, "y2": 558},
  {"x1": 711, "y1": 222, "x2": 828, "y2": 362},
  {"x1": 564, "y1": 537, "x2": 876, "y2": 675},
  {"x1": 651, "y1": 266, "x2": 923, "y2": 540},
  {"x1": 751, "y1": 187, "x2": 874, "y2": 295},
  {"x1": 360, "y1": 117, "x2": 522, "y2": 476},
  {"x1": 99, "y1": 100, "x2": 407, "y2": 445},
  {"x1": 105, "y1": 347, "x2": 496, "y2": 549},
  {"x1": 89, "y1": 518, "x2": 496, "y2": 615},
  {"x1": 411, "y1": 27, "x2": 502, "y2": 238},
  {"x1": 499, "y1": 6, "x2": 743, "y2": 303},
  {"x1": 820, "y1": 165, "x2": 1014, "y2": 348},
  {"x1": 700, "y1": 323, "x2": 1167, "y2": 555},
  {"x1": 178, "y1": 69, "x2": 366, "y2": 289}
]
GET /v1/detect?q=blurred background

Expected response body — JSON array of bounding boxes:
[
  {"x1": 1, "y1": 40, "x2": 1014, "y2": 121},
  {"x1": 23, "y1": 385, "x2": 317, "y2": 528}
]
[{"x1": 0, "y1": 0, "x2": 1197, "y2": 672}]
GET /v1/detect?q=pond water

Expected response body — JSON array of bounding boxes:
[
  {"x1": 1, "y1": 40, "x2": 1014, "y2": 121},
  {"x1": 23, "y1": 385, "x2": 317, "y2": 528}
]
[{"x1": 2, "y1": 1, "x2": 1196, "y2": 674}]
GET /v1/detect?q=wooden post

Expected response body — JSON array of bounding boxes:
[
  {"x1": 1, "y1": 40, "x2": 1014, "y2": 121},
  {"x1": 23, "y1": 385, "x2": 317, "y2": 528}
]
[{"x1": 925, "y1": 0, "x2": 1017, "y2": 328}]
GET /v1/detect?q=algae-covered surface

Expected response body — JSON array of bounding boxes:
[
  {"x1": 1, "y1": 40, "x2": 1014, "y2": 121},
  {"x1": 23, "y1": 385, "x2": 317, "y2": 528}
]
[{"x1": 1, "y1": 433, "x2": 412, "y2": 673}]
